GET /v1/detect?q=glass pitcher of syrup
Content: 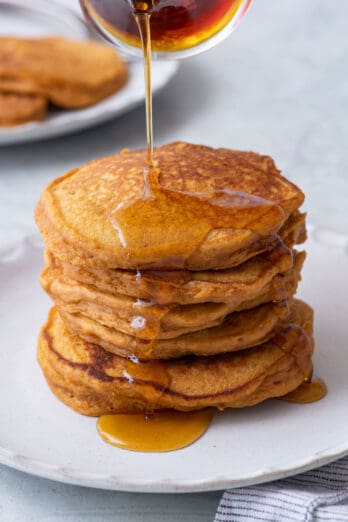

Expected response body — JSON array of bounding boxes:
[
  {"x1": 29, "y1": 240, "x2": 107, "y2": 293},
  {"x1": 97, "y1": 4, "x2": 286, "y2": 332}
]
[{"x1": 80, "y1": 0, "x2": 253, "y2": 59}]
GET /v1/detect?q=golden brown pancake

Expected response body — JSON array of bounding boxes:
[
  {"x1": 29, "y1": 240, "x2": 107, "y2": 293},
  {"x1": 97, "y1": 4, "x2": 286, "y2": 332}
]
[
  {"x1": 46, "y1": 240, "x2": 297, "y2": 305},
  {"x1": 0, "y1": 37, "x2": 128, "y2": 109},
  {"x1": 0, "y1": 74, "x2": 41, "y2": 96},
  {"x1": 41, "y1": 251, "x2": 304, "y2": 347},
  {"x1": 0, "y1": 92, "x2": 47, "y2": 126},
  {"x1": 35, "y1": 143, "x2": 305, "y2": 270},
  {"x1": 54, "y1": 249, "x2": 303, "y2": 361},
  {"x1": 59, "y1": 301, "x2": 287, "y2": 359},
  {"x1": 37, "y1": 301, "x2": 314, "y2": 415}
]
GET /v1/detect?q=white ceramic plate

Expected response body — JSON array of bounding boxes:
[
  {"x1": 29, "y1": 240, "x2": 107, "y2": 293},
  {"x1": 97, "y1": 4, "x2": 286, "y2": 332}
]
[
  {"x1": 0, "y1": 0, "x2": 179, "y2": 145},
  {"x1": 0, "y1": 227, "x2": 348, "y2": 493}
]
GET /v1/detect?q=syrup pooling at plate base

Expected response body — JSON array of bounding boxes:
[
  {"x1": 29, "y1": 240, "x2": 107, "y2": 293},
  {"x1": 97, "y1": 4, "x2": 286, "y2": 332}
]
[
  {"x1": 280, "y1": 379, "x2": 327, "y2": 404},
  {"x1": 97, "y1": 409, "x2": 214, "y2": 452}
]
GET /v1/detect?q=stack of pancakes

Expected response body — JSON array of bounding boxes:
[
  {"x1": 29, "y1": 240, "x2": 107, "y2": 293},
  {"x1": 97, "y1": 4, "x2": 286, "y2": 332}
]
[
  {"x1": 0, "y1": 37, "x2": 128, "y2": 125},
  {"x1": 35, "y1": 142, "x2": 314, "y2": 415}
]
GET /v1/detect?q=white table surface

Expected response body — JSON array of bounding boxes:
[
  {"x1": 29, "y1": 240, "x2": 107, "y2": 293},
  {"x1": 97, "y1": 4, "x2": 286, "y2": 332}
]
[{"x1": 0, "y1": 0, "x2": 347, "y2": 520}]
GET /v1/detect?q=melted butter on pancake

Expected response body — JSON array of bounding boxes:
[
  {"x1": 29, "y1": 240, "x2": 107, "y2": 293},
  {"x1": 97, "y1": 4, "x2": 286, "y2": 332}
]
[{"x1": 97, "y1": 408, "x2": 214, "y2": 452}]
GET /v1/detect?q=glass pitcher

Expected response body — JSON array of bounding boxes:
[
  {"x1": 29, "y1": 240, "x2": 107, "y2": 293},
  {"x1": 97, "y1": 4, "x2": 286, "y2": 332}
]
[{"x1": 80, "y1": 0, "x2": 253, "y2": 59}]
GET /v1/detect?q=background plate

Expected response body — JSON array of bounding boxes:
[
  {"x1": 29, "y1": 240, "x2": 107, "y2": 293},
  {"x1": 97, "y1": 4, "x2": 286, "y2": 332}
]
[
  {"x1": 0, "y1": 0, "x2": 179, "y2": 145},
  {"x1": 0, "y1": 227, "x2": 348, "y2": 492}
]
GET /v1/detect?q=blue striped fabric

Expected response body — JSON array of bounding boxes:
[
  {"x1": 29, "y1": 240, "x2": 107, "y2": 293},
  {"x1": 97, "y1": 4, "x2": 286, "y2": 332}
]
[{"x1": 215, "y1": 456, "x2": 348, "y2": 521}]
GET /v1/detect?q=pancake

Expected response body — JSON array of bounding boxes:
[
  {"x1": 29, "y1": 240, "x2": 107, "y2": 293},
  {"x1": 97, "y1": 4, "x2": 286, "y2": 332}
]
[
  {"x1": 56, "y1": 248, "x2": 303, "y2": 361},
  {"x1": 0, "y1": 37, "x2": 128, "y2": 109},
  {"x1": 59, "y1": 300, "x2": 287, "y2": 359},
  {"x1": 34, "y1": 143, "x2": 305, "y2": 270},
  {"x1": 37, "y1": 300, "x2": 314, "y2": 415},
  {"x1": 0, "y1": 74, "x2": 41, "y2": 96},
  {"x1": 0, "y1": 92, "x2": 47, "y2": 126},
  {"x1": 47, "y1": 239, "x2": 299, "y2": 305},
  {"x1": 41, "y1": 249, "x2": 304, "y2": 341}
]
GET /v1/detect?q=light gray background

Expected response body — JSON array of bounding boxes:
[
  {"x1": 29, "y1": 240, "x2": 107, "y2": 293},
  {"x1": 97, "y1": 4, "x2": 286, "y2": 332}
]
[{"x1": 0, "y1": 0, "x2": 347, "y2": 520}]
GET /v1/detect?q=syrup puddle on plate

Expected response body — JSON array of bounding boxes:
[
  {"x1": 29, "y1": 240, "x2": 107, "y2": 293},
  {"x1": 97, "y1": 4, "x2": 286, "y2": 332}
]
[
  {"x1": 279, "y1": 378, "x2": 327, "y2": 404},
  {"x1": 97, "y1": 409, "x2": 214, "y2": 452}
]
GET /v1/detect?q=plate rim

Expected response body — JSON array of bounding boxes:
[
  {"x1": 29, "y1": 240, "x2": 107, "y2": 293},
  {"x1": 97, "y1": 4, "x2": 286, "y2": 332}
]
[
  {"x1": 1, "y1": 226, "x2": 348, "y2": 493},
  {"x1": 1, "y1": 440, "x2": 348, "y2": 493}
]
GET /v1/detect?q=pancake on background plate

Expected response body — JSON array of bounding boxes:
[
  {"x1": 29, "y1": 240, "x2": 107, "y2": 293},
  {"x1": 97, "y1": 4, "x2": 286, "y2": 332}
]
[
  {"x1": 0, "y1": 37, "x2": 128, "y2": 125},
  {"x1": 0, "y1": 92, "x2": 47, "y2": 126}
]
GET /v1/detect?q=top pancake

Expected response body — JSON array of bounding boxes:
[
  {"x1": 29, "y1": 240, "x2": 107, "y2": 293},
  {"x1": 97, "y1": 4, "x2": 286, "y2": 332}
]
[
  {"x1": 0, "y1": 37, "x2": 128, "y2": 109},
  {"x1": 35, "y1": 143, "x2": 304, "y2": 270}
]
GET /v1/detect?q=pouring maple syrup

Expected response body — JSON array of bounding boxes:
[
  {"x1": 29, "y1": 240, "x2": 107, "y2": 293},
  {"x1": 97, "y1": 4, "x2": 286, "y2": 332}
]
[
  {"x1": 108, "y1": 1, "x2": 283, "y2": 270},
  {"x1": 134, "y1": 5, "x2": 154, "y2": 164}
]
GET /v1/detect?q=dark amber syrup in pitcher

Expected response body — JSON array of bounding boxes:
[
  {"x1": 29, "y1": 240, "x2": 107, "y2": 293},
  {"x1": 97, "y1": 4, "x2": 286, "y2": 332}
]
[{"x1": 82, "y1": 0, "x2": 246, "y2": 52}]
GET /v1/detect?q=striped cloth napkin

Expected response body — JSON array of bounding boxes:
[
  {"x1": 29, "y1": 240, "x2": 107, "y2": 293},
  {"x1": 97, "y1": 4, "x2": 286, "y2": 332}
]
[{"x1": 215, "y1": 456, "x2": 348, "y2": 521}]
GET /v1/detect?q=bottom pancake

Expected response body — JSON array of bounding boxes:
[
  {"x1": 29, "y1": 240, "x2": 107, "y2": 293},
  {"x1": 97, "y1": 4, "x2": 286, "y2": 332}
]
[{"x1": 38, "y1": 300, "x2": 314, "y2": 415}]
